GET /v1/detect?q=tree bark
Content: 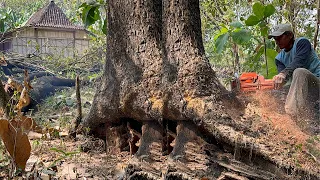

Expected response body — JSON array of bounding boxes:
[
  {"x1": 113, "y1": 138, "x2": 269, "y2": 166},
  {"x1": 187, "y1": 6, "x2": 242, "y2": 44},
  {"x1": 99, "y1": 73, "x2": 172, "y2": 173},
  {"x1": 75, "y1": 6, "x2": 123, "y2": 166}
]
[
  {"x1": 83, "y1": 0, "x2": 319, "y2": 179},
  {"x1": 84, "y1": 0, "x2": 231, "y2": 131}
]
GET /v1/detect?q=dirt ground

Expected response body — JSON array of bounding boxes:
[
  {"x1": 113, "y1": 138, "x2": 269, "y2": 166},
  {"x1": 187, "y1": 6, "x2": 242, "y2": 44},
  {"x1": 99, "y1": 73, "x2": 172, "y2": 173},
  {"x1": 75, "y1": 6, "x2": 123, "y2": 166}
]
[{"x1": 0, "y1": 88, "x2": 319, "y2": 179}]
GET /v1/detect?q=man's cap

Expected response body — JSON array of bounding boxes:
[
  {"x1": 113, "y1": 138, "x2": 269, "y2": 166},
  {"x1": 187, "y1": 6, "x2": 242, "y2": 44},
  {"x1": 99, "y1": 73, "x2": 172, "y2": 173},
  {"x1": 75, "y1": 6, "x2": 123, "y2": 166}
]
[{"x1": 268, "y1": 24, "x2": 293, "y2": 39}]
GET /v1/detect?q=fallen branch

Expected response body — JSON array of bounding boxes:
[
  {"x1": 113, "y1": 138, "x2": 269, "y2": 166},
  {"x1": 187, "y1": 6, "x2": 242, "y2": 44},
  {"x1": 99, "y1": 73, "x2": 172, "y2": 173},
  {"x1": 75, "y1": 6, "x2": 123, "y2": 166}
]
[{"x1": 3, "y1": 58, "x2": 55, "y2": 76}]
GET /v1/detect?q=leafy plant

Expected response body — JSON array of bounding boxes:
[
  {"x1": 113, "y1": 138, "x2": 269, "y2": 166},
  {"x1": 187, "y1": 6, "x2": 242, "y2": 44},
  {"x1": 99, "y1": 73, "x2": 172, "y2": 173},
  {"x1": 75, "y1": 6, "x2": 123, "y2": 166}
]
[
  {"x1": 78, "y1": 0, "x2": 107, "y2": 35},
  {"x1": 48, "y1": 147, "x2": 79, "y2": 168},
  {"x1": 244, "y1": 2, "x2": 278, "y2": 78},
  {"x1": 0, "y1": 7, "x2": 18, "y2": 33},
  {"x1": 0, "y1": 0, "x2": 47, "y2": 33},
  {"x1": 214, "y1": 21, "x2": 252, "y2": 75},
  {"x1": 0, "y1": 70, "x2": 38, "y2": 173},
  {"x1": 215, "y1": 22, "x2": 251, "y2": 53}
]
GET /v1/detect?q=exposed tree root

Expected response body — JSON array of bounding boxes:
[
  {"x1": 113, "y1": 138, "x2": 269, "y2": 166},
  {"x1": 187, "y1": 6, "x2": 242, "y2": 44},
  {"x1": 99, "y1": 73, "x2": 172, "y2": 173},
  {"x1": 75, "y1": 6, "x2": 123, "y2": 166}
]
[{"x1": 105, "y1": 119, "x2": 320, "y2": 180}]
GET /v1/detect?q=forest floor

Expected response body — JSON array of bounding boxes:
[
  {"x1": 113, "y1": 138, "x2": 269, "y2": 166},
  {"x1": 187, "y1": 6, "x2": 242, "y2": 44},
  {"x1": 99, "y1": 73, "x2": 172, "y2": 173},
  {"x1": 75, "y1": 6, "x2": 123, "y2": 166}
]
[{"x1": 0, "y1": 82, "x2": 319, "y2": 179}]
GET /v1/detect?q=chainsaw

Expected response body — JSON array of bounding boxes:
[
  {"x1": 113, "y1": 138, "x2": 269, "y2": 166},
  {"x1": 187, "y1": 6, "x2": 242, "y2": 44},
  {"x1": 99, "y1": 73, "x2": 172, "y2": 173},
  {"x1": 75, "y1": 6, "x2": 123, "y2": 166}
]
[{"x1": 231, "y1": 72, "x2": 274, "y2": 92}]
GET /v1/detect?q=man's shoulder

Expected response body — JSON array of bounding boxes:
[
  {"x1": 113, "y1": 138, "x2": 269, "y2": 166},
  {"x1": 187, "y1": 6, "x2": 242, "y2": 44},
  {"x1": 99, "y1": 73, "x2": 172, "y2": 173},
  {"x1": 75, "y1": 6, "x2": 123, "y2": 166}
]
[
  {"x1": 296, "y1": 37, "x2": 311, "y2": 43},
  {"x1": 295, "y1": 37, "x2": 311, "y2": 48}
]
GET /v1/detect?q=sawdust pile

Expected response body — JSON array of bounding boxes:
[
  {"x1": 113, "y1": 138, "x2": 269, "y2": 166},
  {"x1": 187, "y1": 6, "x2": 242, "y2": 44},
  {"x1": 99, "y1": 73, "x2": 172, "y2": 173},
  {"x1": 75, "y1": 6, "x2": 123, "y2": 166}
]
[
  {"x1": 241, "y1": 90, "x2": 320, "y2": 172},
  {"x1": 253, "y1": 91, "x2": 309, "y2": 144}
]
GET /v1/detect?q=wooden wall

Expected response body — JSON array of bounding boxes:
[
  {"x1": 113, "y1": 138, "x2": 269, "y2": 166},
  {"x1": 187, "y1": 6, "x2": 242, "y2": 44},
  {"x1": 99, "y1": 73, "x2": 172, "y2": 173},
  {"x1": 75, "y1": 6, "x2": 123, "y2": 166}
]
[{"x1": 1, "y1": 27, "x2": 89, "y2": 58}]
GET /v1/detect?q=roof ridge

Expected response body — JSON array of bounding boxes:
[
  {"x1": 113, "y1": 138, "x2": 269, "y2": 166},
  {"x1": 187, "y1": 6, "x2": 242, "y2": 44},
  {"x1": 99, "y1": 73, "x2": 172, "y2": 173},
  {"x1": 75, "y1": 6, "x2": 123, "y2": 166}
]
[
  {"x1": 37, "y1": 1, "x2": 52, "y2": 25},
  {"x1": 24, "y1": 0, "x2": 84, "y2": 30}
]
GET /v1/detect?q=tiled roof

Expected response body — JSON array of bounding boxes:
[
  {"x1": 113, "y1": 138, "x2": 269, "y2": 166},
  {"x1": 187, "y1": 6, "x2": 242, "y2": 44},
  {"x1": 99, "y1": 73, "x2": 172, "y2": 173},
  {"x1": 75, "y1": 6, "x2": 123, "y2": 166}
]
[{"x1": 25, "y1": 1, "x2": 84, "y2": 30}]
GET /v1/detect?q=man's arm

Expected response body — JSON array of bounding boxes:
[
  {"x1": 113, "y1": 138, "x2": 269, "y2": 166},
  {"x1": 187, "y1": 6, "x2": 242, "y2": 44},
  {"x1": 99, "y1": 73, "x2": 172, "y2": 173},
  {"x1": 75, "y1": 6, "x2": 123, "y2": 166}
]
[{"x1": 280, "y1": 39, "x2": 311, "y2": 78}]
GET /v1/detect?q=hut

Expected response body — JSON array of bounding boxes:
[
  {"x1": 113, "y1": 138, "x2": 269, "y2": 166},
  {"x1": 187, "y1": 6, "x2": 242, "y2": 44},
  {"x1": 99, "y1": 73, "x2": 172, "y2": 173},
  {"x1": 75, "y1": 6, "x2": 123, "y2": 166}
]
[{"x1": 0, "y1": 0, "x2": 90, "y2": 58}]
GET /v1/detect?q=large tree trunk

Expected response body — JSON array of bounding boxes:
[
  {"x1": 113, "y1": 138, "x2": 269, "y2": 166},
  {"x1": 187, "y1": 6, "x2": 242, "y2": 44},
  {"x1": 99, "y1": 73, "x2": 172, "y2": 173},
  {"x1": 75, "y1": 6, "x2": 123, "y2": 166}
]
[
  {"x1": 83, "y1": 0, "x2": 320, "y2": 179},
  {"x1": 84, "y1": 0, "x2": 232, "y2": 137}
]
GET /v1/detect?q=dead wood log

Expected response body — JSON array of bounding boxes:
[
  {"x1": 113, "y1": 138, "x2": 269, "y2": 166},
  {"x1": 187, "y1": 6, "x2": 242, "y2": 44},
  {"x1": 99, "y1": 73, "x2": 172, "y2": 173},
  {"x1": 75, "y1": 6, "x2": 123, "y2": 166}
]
[
  {"x1": 5, "y1": 75, "x2": 76, "y2": 113},
  {"x1": 1, "y1": 57, "x2": 54, "y2": 76}
]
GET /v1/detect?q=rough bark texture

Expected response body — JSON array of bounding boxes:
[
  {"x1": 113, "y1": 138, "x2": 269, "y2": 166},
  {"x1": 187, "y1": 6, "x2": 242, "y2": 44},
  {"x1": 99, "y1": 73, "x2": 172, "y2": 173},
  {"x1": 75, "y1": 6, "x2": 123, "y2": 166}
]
[
  {"x1": 84, "y1": 0, "x2": 232, "y2": 136},
  {"x1": 83, "y1": 0, "x2": 320, "y2": 179}
]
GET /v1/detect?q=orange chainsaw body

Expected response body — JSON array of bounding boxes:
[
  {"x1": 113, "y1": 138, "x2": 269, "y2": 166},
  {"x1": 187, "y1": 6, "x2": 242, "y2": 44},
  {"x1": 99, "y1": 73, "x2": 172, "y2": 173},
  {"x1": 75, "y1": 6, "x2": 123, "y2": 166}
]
[{"x1": 237, "y1": 72, "x2": 274, "y2": 92}]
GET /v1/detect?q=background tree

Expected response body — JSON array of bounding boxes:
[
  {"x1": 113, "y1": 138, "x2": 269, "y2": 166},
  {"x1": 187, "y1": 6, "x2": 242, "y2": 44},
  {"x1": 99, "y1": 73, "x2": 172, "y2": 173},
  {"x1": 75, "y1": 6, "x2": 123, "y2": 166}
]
[
  {"x1": 314, "y1": 0, "x2": 320, "y2": 50},
  {"x1": 200, "y1": 0, "x2": 319, "y2": 85}
]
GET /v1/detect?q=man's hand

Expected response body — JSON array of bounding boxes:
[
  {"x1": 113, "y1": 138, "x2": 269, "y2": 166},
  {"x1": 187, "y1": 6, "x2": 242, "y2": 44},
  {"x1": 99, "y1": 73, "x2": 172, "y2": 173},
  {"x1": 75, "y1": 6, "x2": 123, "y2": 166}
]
[{"x1": 273, "y1": 73, "x2": 286, "y2": 89}]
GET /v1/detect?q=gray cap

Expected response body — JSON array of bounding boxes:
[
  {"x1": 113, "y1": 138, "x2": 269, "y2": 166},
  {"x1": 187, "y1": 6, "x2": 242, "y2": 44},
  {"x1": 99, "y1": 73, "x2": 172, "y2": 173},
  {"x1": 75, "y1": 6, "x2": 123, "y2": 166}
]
[{"x1": 268, "y1": 24, "x2": 293, "y2": 39}]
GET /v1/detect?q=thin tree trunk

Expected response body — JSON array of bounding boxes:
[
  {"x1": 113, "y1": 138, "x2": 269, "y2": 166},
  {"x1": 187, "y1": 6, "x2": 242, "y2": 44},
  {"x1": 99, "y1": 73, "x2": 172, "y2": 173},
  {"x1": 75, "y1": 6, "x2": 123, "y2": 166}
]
[
  {"x1": 69, "y1": 75, "x2": 82, "y2": 139},
  {"x1": 314, "y1": 0, "x2": 320, "y2": 50},
  {"x1": 287, "y1": 1, "x2": 296, "y2": 34},
  {"x1": 232, "y1": 43, "x2": 240, "y2": 76},
  {"x1": 75, "y1": 75, "x2": 82, "y2": 128},
  {"x1": 0, "y1": 79, "x2": 10, "y2": 118},
  {"x1": 264, "y1": 37, "x2": 268, "y2": 77}
]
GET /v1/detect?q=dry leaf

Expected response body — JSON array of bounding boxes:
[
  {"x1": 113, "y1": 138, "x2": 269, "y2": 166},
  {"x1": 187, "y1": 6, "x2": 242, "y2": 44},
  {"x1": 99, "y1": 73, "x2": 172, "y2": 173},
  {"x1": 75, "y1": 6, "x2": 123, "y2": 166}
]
[
  {"x1": 10, "y1": 117, "x2": 35, "y2": 133},
  {"x1": 21, "y1": 116, "x2": 35, "y2": 131},
  {"x1": 0, "y1": 119, "x2": 31, "y2": 170},
  {"x1": 7, "y1": 77, "x2": 23, "y2": 93},
  {"x1": 0, "y1": 56, "x2": 7, "y2": 66},
  {"x1": 23, "y1": 70, "x2": 32, "y2": 90},
  {"x1": 15, "y1": 87, "x2": 31, "y2": 111},
  {"x1": 15, "y1": 70, "x2": 32, "y2": 112}
]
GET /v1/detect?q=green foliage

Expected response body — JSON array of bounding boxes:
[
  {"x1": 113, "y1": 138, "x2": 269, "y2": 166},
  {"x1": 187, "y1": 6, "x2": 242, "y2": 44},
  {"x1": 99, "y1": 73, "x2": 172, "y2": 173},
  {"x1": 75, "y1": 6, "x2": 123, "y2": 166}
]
[
  {"x1": 243, "y1": 2, "x2": 276, "y2": 77},
  {"x1": 245, "y1": 3, "x2": 275, "y2": 29},
  {"x1": 48, "y1": 147, "x2": 79, "y2": 168},
  {"x1": 214, "y1": 22, "x2": 252, "y2": 53},
  {"x1": 0, "y1": 7, "x2": 18, "y2": 32},
  {"x1": 215, "y1": 33, "x2": 230, "y2": 54},
  {"x1": 245, "y1": 15, "x2": 261, "y2": 26},
  {"x1": 295, "y1": 143, "x2": 303, "y2": 152},
  {"x1": 261, "y1": 49, "x2": 278, "y2": 78},
  {"x1": 230, "y1": 21, "x2": 243, "y2": 28},
  {"x1": 1, "y1": 0, "x2": 47, "y2": 32},
  {"x1": 80, "y1": 3, "x2": 101, "y2": 27},
  {"x1": 245, "y1": 2, "x2": 275, "y2": 27},
  {"x1": 231, "y1": 29, "x2": 251, "y2": 45},
  {"x1": 264, "y1": 4, "x2": 276, "y2": 18},
  {"x1": 252, "y1": 2, "x2": 264, "y2": 20},
  {"x1": 102, "y1": 18, "x2": 107, "y2": 35},
  {"x1": 78, "y1": 1, "x2": 107, "y2": 35},
  {"x1": 43, "y1": 91, "x2": 76, "y2": 111}
]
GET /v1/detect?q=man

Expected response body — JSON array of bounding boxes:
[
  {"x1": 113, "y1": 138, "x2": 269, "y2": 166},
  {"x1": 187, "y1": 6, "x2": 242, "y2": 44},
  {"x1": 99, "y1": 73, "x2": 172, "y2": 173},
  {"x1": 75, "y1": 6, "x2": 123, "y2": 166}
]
[{"x1": 268, "y1": 23, "x2": 320, "y2": 117}]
